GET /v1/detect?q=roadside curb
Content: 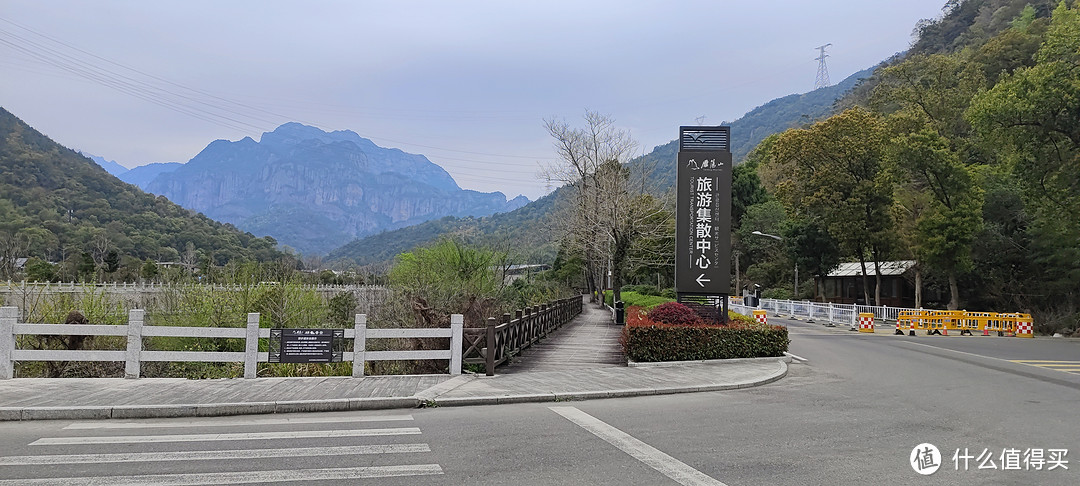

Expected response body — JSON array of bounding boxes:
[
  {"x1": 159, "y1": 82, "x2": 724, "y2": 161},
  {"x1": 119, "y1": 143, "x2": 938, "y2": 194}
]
[
  {"x1": 626, "y1": 355, "x2": 792, "y2": 368},
  {"x1": 0, "y1": 359, "x2": 789, "y2": 421},
  {"x1": 427, "y1": 358, "x2": 788, "y2": 408},
  {"x1": 0, "y1": 396, "x2": 422, "y2": 421}
]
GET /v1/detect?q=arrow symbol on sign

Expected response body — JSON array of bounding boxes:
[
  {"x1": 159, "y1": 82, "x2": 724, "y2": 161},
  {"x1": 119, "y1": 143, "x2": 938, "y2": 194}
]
[{"x1": 696, "y1": 274, "x2": 710, "y2": 287}]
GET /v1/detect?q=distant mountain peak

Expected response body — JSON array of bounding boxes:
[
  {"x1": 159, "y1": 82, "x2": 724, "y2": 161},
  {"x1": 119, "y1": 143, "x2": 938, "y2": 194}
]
[{"x1": 138, "y1": 121, "x2": 524, "y2": 254}]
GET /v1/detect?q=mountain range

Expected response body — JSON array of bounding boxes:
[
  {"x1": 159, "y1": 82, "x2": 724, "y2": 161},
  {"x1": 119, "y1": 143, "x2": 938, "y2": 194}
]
[{"x1": 117, "y1": 123, "x2": 528, "y2": 255}]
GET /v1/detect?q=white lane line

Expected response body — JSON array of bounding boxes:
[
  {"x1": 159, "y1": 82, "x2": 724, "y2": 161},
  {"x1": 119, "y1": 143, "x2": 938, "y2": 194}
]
[
  {"x1": 30, "y1": 427, "x2": 420, "y2": 446},
  {"x1": 65, "y1": 414, "x2": 413, "y2": 430},
  {"x1": 550, "y1": 406, "x2": 727, "y2": 486},
  {"x1": 0, "y1": 464, "x2": 444, "y2": 485},
  {"x1": 784, "y1": 352, "x2": 808, "y2": 362},
  {"x1": 0, "y1": 444, "x2": 431, "y2": 465}
]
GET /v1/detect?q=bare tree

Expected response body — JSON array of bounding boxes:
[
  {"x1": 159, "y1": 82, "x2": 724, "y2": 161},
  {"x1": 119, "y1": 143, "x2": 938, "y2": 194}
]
[
  {"x1": 543, "y1": 111, "x2": 671, "y2": 304},
  {"x1": 0, "y1": 231, "x2": 30, "y2": 280}
]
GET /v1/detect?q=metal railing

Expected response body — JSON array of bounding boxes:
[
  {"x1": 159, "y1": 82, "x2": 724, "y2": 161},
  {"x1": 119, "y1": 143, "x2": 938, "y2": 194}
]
[
  {"x1": 730, "y1": 298, "x2": 916, "y2": 328},
  {"x1": 462, "y1": 295, "x2": 583, "y2": 376},
  {"x1": 0, "y1": 306, "x2": 463, "y2": 379}
]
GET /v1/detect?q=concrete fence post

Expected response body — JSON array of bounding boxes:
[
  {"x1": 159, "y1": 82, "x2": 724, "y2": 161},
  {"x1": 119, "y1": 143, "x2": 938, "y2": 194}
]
[
  {"x1": 0, "y1": 306, "x2": 16, "y2": 379},
  {"x1": 353, "y1": 314, "x2": 367, "y2": 378},
  {"x1": 124, "y1": 309, "x2": 144, "y2": 379},
  {"x1": 243, "y1": 313, "x2": 260, "y2": 379},
  {"x1": 450, "y1": 314, "x2": 463, "y2": 375}
]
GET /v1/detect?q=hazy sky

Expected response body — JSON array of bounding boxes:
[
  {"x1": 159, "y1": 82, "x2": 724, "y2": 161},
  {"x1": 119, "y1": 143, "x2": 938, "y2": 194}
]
[{"x1": 1, "y1": 1, "x2": 947, "y2": 200}]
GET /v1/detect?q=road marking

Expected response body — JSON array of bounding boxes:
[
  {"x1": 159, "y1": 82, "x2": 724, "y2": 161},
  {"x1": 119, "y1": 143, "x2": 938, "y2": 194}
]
[
  {"x1": 0, "y1": 444, "x2": 431, "y2": 465},
  {"x1": 1010, "y1": 360, "x2": 1080, "y2": 374},
  {"x1": 784, "y1": 352, "x2": 808, "y2": 362},
  {"x1": 896, "y1": 342, "x2": 1080, "y2": 379},
  {"x1": 64, "y1": 414, "x2": 413, "y2": 430},
  {"x1": 30, "y1": 427, "x2": 420, "y2": 446},
  {"x1": 0, "y1": 465, "x2": 444, "y2": 485},
  {"x1": 894, "y1": 341, "x2": 1019, "y2": 365},
  {"x1": 550, "y1": 406, "x2": 727, "y2": 486}
]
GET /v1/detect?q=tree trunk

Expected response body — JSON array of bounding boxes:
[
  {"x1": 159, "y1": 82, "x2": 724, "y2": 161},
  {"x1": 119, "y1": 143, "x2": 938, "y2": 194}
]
[
  {"x1": 915, "y1": 268, "x2": 922, "y2": 309},
  {"x1": 948, "y1": 271, "x2": 959, "y2": 310},
  {"x1": 872, "y1": 259, "x2": 883, "y2": 307},
  {"x1": 858, "y1": 255, "x2": 871, "y2": 305}
]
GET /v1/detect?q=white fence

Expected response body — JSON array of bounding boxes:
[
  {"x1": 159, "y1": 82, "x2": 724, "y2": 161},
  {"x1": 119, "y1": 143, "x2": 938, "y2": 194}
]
[
  {"x1": 729, "y1": 298, "x2": 916, "y2": 328},
  {"x1": 0, "y1": 306, "x2": 462, "y2": 380}
]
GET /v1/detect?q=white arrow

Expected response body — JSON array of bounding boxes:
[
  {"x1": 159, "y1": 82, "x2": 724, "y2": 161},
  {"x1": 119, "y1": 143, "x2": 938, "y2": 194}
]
[{"x1": 696, "y1": 274, "x2": 710, "y2": 287}]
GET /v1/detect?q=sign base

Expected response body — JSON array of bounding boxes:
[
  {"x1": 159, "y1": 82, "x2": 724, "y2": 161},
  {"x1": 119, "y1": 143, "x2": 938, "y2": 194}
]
[{"x1": 677, "y1": 293, "x2": 729, "y2": 324}]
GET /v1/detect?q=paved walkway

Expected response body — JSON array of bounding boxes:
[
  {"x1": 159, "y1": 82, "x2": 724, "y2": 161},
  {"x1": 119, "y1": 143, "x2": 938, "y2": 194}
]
[
  {"x1": 502, "y1": 299, "x2": 625, "y2": 373},
  {"x1": 0, "y1": 298, "x2": 790, "y2": 421}
]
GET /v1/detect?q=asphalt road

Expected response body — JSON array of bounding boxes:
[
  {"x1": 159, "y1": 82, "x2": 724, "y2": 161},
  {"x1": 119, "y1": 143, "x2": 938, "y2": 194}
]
[{"x1": 0, "y1": 317, "x2": 1077, "y2": 485}]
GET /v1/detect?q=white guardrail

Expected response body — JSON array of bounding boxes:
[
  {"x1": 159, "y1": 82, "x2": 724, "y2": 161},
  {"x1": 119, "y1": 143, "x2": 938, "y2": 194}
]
[
  {"x1": 728, "y1": 298, "x2": 915, "y2": 328},
  {"x1": 0, "y1": 306, "x2": 462, "y2": 380}
]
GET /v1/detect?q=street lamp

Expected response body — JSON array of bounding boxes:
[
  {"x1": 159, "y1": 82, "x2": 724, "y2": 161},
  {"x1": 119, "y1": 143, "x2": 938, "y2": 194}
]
[{"x1": 751, "y1": 231, "x2": 798, "y2": 299}]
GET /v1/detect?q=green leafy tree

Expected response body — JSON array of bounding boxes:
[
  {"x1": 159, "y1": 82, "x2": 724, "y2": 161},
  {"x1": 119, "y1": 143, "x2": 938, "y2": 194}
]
[
  {"x1": 23, "y1": 258, "x2": 55, "y2": 282},
  {"x1": 887, "y1": 128, "x2": 983, "y2": 309},
  {"x1": 103, "y1": 250, "x2": 121, "y2": 274},
  {"x1": 76, "y1": 252, "x2": 95, "y2": 282},
  {"x1": 140, "y1": 260, "x2": 159, "y2": 280},
  {"x1": 763, "y1": 108, "x2": 896, "y2": 304}
]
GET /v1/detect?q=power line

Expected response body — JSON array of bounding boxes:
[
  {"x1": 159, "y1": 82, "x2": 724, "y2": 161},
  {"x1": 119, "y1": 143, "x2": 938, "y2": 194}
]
[{"x1": 0, "y1": 16, "x2": 552, "y2": 164}]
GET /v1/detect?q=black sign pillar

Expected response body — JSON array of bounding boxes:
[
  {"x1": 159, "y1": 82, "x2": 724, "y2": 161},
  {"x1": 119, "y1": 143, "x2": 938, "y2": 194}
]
[{"x1": 675, "y1": 126, "x2": 732, "y2": 322}]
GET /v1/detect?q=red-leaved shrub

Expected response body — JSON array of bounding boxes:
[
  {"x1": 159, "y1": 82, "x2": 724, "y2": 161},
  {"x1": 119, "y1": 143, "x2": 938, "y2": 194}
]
[
  {"x1": 646, "y1": 302, "x2": 701, "y2": 325},
  {"x1": 621, "y1": 305, "x2": 790, "y2": 362}
]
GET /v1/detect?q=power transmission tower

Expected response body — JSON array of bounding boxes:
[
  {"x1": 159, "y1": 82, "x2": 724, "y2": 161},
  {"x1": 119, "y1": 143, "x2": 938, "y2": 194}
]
[{"x1": 815, "y1": 43, "x2": 832, "y2": 89}]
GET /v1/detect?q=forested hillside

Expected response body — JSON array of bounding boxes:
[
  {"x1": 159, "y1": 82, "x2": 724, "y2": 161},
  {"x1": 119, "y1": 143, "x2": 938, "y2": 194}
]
[
  {"x1": 327, "y1": 186, "x2": 561, "y2": 267},
  {"x1": 749, "y1": 0, "x2": 1078, "y2": 331},
  {"x1": 0, "y1": 107, "x2": 288, "y2": 281}
]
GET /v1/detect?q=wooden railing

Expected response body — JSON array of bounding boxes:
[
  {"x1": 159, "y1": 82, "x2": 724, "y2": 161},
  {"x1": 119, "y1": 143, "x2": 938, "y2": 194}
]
[{"x1": 461, "y1": 295, "x2": 583, "y2": 376}]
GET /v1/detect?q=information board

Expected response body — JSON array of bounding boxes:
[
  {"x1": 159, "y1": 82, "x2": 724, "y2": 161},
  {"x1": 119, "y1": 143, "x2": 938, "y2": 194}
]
[{"x1": 268, "y1": 328, "x2": 344, "y2": 363}]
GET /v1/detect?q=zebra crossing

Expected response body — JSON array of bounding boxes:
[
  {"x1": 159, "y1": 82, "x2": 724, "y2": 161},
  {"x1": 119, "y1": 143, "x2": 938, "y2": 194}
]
[
  {"x1": 1009, "y1": 360, "x2": 1080, "y2": 375},
  {"x1": 0, "y1": 414, "x2": 443, "y2": 484}
]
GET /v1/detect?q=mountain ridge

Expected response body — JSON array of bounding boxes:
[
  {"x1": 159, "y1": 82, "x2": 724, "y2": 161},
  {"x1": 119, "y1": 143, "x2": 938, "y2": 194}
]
[{"x1": 139, "y1": 123, "x2": 527, "y2": 255}]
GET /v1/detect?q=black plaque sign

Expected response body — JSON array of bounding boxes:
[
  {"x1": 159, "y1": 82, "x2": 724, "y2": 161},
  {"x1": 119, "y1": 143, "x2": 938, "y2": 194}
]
[
  {"x1": 268, "y1": 328, "x2": 344, "y2": 363},
  {"x1": 675, "y1": 127, "x2": 732, "y2": 295}
]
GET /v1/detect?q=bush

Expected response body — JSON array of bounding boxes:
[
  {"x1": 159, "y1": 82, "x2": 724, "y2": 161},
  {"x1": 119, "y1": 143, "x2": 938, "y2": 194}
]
[
  {"x1": 603, "y1": 291, "x2": 674, "y2": 310},
  {"x1": 622, "y1": 305, "x2": 789, "y2": 362},
  {"x1": 622, "y1": 284, "x2": 663, "y2": 296},
  {"x1": 647, "y1": 302, "x2": 701, "y2": 325}
]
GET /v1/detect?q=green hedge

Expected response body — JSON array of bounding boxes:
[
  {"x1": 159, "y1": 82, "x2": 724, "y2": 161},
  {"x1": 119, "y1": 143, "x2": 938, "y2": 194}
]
[
  {"x1": 624, "y1": 324, "x2": 789, "y2": 362},
  {"x1": 604, "y1": 290, "x2": 674, "y2": 309}
]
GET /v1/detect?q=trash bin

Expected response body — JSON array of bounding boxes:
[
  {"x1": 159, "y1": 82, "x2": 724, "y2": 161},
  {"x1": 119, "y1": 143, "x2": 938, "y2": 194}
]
[{"x1": 615, "y1": 301, "x2": 625, "y2": 325}]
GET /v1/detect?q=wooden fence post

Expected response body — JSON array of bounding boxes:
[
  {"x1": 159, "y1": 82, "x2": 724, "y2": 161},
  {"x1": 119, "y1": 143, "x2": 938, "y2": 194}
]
[
  {"x1": 450, "y1": 314, "x2": 463, "y2": 375},
  {"x1": 243, "y1": 313, "x2": 260, "y2": 379},
  {"x1": 353, "y1": 314, "x2": 367, "y2": 377},
  {"x1": 0, "y1": 307, "x2": 16, "y2": 380},
  {"x1": 485, "y1": 317, "x2": 496, "y2": 376},
  {"x1": 124, "y1": 309, "x2": 144, "y2": 379}
]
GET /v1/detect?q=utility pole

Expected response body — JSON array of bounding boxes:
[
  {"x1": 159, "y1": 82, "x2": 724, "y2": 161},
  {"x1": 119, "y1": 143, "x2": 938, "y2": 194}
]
[{"x1": 815, "y1": 43, "x2": 832, "y2": 89}]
